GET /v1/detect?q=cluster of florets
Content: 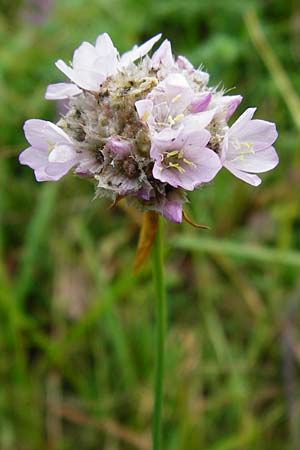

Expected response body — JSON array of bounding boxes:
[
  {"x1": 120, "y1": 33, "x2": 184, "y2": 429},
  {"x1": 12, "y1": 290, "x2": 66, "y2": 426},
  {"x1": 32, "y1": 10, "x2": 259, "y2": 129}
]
[{"x1": 19, "y1": 34, "x2": 279, "y2": 222}]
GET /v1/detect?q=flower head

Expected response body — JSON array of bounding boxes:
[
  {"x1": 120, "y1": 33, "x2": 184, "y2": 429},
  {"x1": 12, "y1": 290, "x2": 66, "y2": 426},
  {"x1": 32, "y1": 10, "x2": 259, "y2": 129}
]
[{"x1": 20, "y1": 33, "x2": 279, "y2": 223}]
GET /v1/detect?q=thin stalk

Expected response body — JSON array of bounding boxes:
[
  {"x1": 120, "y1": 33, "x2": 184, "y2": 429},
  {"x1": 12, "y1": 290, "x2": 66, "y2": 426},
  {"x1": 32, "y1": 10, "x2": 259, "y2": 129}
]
[{"x1": 152, "y1": 215, "x2": 167, "y2": 450}]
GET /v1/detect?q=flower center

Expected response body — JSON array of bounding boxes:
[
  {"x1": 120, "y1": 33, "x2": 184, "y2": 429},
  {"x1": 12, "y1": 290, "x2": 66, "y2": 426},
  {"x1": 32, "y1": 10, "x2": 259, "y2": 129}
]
[
  {"x1": 231, "y1": 138, "x2": 255, "y2": 160},
  {"x1": 161, "y1": 149, "x2": 196, "y2": 173},
  {"x1": 46, "y1": 139, "x2": 55, "y2": 153}
]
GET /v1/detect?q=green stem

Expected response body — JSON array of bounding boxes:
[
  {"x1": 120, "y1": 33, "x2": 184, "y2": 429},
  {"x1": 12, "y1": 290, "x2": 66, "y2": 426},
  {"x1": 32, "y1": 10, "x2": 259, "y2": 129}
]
[{"x1": 152, "y1": 215, "x2": 167, "y2": 450}]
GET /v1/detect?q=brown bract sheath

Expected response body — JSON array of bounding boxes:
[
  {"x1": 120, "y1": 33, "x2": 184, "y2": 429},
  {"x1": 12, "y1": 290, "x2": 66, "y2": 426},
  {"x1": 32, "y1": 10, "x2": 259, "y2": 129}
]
[{"x1": 134, "y1": 211, "x2": 159, "y2": 272}]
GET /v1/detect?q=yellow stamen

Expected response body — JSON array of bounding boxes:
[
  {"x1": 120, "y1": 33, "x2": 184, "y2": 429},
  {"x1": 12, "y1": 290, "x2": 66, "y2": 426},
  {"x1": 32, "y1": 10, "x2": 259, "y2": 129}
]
[
  {"x1": 166, "y1": 150, "x2": 179, "y2": 158},
  {"x1": 168, "y1": 162, "x2": 185, "y2": 173},
  {"x1": 141, "y1": 111, "x2": 150, "y2": 121},
  {"x1": 174, "y1": 114, "x2": 184, "y2": 122},
  {"x1": 45, "y1": 139, "x2": 55, "y2": 153},
  {"x1": 171, "y1": 94, "x2": 182, "y2": 103},
  {"x1": 183, "y1": 158, "x2": 196, "y2": 168}
]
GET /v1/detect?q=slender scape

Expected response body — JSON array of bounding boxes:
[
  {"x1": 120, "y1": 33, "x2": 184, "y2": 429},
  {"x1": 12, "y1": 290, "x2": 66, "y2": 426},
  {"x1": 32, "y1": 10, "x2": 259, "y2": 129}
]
[{"x1": 152, "y1": 215, "x2": 167, "y2": 450}]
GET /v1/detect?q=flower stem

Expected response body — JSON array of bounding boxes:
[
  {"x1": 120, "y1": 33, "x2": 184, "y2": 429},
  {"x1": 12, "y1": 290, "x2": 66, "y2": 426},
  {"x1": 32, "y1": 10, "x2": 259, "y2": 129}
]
[{"x1": 152, "y1": 214, "x2": 166, "y2": 450}]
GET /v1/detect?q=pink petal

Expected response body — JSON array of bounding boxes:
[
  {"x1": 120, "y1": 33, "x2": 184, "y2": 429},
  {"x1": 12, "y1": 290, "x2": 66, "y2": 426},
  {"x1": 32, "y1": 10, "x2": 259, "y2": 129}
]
[
  {"x1": 223, "y1": 163, "x2": 262, "y2": 186},
  {"x1": 24, "y1": 119, "x2": 72, "y2": 148},
  {"x1": 161, "y1": 196, "x2": 183, "y2": 223},
  {"x1": 19, "y1": 146, "x2": 48, "y2": 169},
  {"x1": 151, "y1": 39, "x2": 173, "y2": 68},
  {"x1": 230, "y1": 108, "x2": 256, "y2": 134},
  {"x1": 34, "y1": 167, "x2": 58, "y2": 182},
  {"x1": 227, "y1": 146, "x2": 279, "y2": 173},
  {"x1": 44, "y1": 160, "x2": 76, "y2": 178},
  {"x1": 106, "y1": 137, "x2": 131, "y2": 154},
  {"x1": 189, "y1": 92, "x2": 212, "y2": 113},
  {"x1": 183, "y1": 128, "x2": 211, "y2": 150},
  {"x1": 176, "y1": 55, "x2": 194, "y2": 73},
  {"x1": 233, "y1": 119, "x2": 278, "y2": 150},
  {"x1": 225, "y1": 95, "x2": 243, "y2": 118},
  {"x1": 183, "y1": 147, "x2": 222, "y2": 185}
]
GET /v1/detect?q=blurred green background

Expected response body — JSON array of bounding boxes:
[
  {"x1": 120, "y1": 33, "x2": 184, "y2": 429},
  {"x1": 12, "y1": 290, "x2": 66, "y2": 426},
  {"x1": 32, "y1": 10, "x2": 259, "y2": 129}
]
[{"x1": 1, "y1": 0, "x2": 300, "y2": 449}]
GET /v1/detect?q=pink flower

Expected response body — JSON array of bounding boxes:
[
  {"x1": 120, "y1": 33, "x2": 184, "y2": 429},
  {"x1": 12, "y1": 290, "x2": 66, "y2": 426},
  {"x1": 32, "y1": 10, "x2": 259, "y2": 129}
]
[
  {"x1": 221, "y1": 108, "x2": 279, "y2": 186},
  {"x1": 19, "y1": 119, "x2": 79, "y2": 181},
  {"x1": 135, "y1": 73, "x2": 195, "y2": 131},
  {"x1": 46, "y1": 33, "x2": 161, "y2": 98},
  {"x1": 151, "y1": 125, "x2": 221, "y2": 190}
]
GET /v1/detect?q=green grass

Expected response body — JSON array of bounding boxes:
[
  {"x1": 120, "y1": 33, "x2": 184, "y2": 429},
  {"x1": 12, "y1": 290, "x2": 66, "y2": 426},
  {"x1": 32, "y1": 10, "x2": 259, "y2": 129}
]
[{"x1": 0, "y1": 0, "x2": 300, "y2": 449}]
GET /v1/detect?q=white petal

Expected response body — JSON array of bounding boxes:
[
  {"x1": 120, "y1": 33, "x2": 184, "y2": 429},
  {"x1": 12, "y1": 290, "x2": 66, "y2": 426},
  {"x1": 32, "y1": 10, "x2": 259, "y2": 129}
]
[
  {"x1": 120, "y1": 34, "x2": 161, "y2": 65},
  {"x1": 182, "y1": 109, "x2": 216, "y2": 130},
  {"x1": 95, "y1": 33, "x2": 119, "y2": 74},
  {"x1": 72, "y1": 42, "x2": 98, "y2": 69},
  {"x1": 45, "y1": 83, "x2": 82, "y2": 100},
  {"x1": 95, "y1": 33, "x2": 118, "y2": 57},
  {"x1": 24, "y1": 119, "x2": 72, "y2": 149},
  {"x1": 48, "y1": 145, "x2": 77, "y2": 163},
  {"x1": 55, "y1": 60, "x2": 104, "y2": 91},
  {"x1": 135, "y1": 99, "x2": 153, "y2": 120}
]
